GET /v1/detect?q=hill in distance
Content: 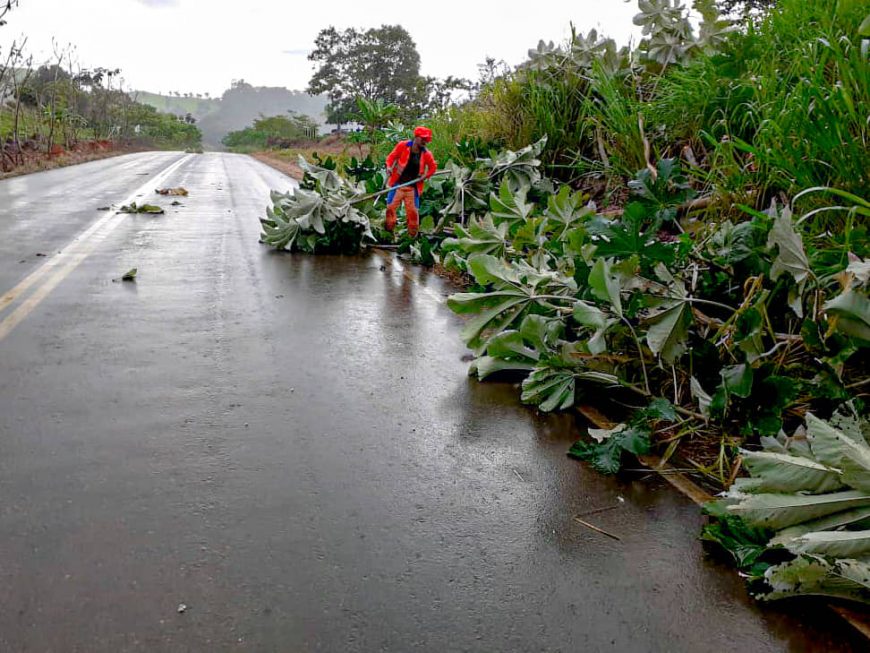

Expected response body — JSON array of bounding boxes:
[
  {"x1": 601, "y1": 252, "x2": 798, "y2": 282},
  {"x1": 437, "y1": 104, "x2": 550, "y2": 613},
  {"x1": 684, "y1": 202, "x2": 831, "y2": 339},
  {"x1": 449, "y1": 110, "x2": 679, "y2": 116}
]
[
  {"x1": 132, "y1": 91, "x2": 220, "y2": 119},
  {"x1": 133, "y1": 81, "x2": 329, "y2": 149}
]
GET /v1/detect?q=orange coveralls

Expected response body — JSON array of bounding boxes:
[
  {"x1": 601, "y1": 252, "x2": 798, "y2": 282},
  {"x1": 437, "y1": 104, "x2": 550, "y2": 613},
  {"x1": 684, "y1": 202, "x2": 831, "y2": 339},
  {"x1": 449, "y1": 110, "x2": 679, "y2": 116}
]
[{"x1": 384, "y1": 140, "x2": 437, "y2": 237}]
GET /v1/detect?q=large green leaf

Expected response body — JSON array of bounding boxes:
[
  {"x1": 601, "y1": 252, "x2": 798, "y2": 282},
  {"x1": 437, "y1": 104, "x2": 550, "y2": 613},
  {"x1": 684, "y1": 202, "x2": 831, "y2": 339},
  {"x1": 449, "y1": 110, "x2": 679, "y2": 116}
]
[
  {"x1": 766, "y1": 206, "x2": 809, "y2": 315},
  {"x1": 726, "y1": 490, "x2": 870, "y2": 530},
  {"x1": 442, "y1": 214, "x2": 509, "y2": 259},
  {"x1": 447, "y1": 254, "x2": 574, "y2": 353},
  {"x1": 485, "y1": 330, "x2": 540, "y2": 362},
  {"x1": 489, "y1": 179, "x2": 535, "y2": 228},
  {"x1": 521, "y1": 367, "x2": 576, "y2": 412},
  {"x1": 299, "y1": 156, "x2": 345, "y2": 192},
  {"x1": 587, "y1": 202, "x2": 677, "y2": 264},
  {"x1": 740, "y1": 450, "x2": 844, "y2": 494},
  {"x1": 544, "y1": 185, "x2": 592, "y2": 240},
  {"x1": 445, "y1": 162, "x2": 491, "y2": 217},
  {"x1": 473, "y1": 327, "x2": 540, "y2": 380},
  {"x1": 831, "y1": 408, "x2": 870, "y2": 446},
  {"x1": 711, "y1": 414, "x2": 870, "y2": 608},
  {"x1": 569, "y1": 424, "x2": 651, "y2": 474},
  {"x1": 787, "y1": 530, "x2": 870, "y2": 559},
  {"x1": 472, "y1": 355, "x2": 537, "y2": 379},
  {"x1": 588, "y1": 258, "x2": 623, "y2": 317},
  {"x1": 769, "y1": 506, "x2": 870, "y2": 547},
  {"x1": 448, "y1": 291, "x2": 530, "y2": 352},
  {"x1": 758, "y1": 556, "x2": 870, "y2": 604},
  {"x1": 720, "y1": 364, "x2": 754, "y2": 399},
  {"x1": 572, "y1": 300, "x2": 616, "y2": 355},
  {"x1": 479, "y1": 136, "x2": 547, "y2": 193},
  {"x1": 521, "y1": 364, "x2": 619, "y2": 413},
  {"x1": 519, "y1": 314, "x2": 565, "y2": 352},
  {"x1": 823, "y1": 289, "x2": 870, "y2": 343},
  {"x1": 808, "y1": 412, "x2": 870, "y2": 491},
  {"x1": 472, "y1": 315, "x2": 564, "y2": 381},
  {"x1": 735, "y1": 306, "x2": 766, "y2": 363},
  {"x1": 645, "y1": 299, "x2": 692, "y2": 363},
  {"x1": 706, "y1": 219, "x2": 767, "y2": 271}
]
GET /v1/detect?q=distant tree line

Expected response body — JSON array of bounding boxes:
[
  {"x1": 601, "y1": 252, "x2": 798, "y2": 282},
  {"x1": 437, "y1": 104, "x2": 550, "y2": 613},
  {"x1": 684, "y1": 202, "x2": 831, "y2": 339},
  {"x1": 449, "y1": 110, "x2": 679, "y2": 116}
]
[{"x1": 1, "y1": 6, "x2": 200, "y2": 168}]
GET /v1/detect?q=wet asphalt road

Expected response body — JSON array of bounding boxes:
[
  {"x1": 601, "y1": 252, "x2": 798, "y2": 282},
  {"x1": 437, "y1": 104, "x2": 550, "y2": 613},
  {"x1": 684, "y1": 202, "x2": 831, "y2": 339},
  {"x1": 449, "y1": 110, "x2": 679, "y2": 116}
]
[{"x1": 0, "y1": 152, "x2": 864, "y2": 652}]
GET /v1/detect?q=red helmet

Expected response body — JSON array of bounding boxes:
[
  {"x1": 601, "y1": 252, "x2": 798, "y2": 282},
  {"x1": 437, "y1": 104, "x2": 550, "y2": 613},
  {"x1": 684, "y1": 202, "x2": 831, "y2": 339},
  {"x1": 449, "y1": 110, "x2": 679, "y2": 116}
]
[{"x1": 413, "y1": 126, "x2": 433, "y2": 143}]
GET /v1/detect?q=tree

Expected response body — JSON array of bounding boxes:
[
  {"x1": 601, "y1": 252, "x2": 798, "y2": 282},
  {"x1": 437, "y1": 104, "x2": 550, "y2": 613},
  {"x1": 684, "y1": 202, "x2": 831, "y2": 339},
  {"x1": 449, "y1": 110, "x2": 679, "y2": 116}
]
[
  {"x1": 0, "y1": 0, "x2": 19, "y2": 28},
  {"x1": 355, "y1": 96, "x2": 399, "y2": 142},
  {"x1": 414, "y1": 75, "x2": 473, "y2": 116},
  {"x1": 476, "y1": 57, "x2": 510, "y2": 92},
  {"x1": 307, "y1": 25, "x2": 423, "y2": 127},
  {"x1": 35, "y1": 42, "x2": 73, "y2": 154},
  {"x1": 222, "y1": 113, "x2": 318, "y2": 150},
  {"x1": 717, "y1": 0, "x2": 776, "y2": 16}
]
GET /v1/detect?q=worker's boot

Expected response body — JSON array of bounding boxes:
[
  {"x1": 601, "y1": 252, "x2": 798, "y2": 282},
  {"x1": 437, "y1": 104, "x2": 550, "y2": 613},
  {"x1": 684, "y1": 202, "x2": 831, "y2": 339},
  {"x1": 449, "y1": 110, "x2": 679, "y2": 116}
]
[
  {"x1": 385, "y1": 206, "x2": 397, "y2": 233},
  {"x1": 407, "y1": 204, "x2": 419, "y2": 238}
]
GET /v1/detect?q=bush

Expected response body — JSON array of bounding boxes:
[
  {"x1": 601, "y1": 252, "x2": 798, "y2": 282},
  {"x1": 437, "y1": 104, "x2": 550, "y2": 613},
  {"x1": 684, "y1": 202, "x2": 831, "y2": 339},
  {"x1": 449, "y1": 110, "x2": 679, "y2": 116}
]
[{"x1": 222, "y1": 114, "x2": 317, "y2": 151}]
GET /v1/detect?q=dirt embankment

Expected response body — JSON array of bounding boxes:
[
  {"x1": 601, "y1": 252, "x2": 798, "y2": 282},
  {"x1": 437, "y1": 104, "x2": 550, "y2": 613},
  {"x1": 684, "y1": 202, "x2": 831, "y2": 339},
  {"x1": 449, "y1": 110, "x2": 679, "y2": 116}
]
[
  {"x1": 249, "y1": 151, "x2": 304, "y2": 180},
  {"x1": 0, "y1": 141, "x2": 147, "y2": 180},
  {"x1": 248, "y1": 134, "x2": 370, "y2": 181}
]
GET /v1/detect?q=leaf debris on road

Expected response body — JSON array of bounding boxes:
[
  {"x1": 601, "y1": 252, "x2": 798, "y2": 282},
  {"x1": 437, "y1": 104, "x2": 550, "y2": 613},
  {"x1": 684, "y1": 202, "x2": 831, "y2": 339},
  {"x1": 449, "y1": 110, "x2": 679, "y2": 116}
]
[{"x1": 119, "y1": 202, "x2": 164, "y2": 214}]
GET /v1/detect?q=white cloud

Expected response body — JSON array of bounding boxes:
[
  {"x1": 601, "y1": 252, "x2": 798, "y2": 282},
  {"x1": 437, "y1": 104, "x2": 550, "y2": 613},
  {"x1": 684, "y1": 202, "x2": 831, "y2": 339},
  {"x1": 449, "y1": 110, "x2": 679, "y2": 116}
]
[
  {"x1": 134, "y1": 0, "x2": 179, "y2": 6},
  {"x1": 6, "y1": 0, "x2": 643, "y2": 96}
]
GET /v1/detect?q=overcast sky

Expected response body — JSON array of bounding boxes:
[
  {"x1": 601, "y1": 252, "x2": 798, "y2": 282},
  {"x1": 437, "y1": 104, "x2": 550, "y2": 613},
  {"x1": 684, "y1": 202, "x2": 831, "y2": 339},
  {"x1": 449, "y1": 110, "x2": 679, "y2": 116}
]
[{"x1": 5, "y1": 0, "x2": 643, "y2": 96}]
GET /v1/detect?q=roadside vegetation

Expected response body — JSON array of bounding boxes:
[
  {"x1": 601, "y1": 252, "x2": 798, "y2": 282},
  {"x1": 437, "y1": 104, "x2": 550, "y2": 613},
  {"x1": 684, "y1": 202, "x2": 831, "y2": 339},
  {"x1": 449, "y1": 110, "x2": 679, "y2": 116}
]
[
  {"x1": 259, "y1": 0, "x2": 870, "y2": 607},
  {"x1": 222, "y1": 113, "x2": 319, "y2": 152},
  {"x1": 0, "y1": 5, "x2": 201, "y2": 174}
]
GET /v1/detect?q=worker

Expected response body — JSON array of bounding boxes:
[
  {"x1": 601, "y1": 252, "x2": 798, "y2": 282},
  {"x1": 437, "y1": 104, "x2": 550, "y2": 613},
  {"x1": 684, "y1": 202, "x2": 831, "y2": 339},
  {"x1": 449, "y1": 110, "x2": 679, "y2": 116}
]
[{"x1": 384, "y1": 126, "x2": 437, "y2": 238}]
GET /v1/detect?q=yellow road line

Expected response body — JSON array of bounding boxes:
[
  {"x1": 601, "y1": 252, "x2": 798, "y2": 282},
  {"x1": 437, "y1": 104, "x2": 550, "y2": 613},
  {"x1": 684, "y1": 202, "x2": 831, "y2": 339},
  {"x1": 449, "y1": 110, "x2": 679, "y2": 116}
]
[
  {"x1": 0, "y1": 211, "x2": 119, "y2": 313},
  {"x1": 0, "y1": 225, "x2": 115, "y2": 341},
  {"x1": 0, "y1": 153, "x2": 194, "y2": 343}
]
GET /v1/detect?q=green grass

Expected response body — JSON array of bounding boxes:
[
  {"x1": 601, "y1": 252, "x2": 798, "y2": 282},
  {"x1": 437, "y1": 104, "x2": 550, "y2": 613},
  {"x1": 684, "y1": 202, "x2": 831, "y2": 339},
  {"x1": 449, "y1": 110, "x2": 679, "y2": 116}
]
[{"x1": 0, "y1": 106, "x2": 91, "y2": 143}]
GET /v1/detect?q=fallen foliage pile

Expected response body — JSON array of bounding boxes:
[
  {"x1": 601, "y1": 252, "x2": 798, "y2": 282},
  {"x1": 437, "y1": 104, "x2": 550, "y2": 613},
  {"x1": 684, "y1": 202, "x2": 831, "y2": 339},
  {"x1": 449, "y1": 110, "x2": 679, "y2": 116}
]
[{"x1": 704, "y1": 410, "x2": 870, "y2": 604}]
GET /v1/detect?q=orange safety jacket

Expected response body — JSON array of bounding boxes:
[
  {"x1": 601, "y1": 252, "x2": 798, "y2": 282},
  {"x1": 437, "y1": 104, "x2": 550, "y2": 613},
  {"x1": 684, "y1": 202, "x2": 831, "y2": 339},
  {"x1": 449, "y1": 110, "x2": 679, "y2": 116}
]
[{"x1": 385, "y1": 140, "x2": 437, "y2": 197}]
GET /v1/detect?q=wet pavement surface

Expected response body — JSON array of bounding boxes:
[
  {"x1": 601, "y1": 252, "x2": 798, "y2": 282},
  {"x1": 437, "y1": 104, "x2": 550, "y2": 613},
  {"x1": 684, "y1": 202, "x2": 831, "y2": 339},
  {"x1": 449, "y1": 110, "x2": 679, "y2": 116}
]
[{"x1": 0, "y1": 152, "x2": 865, "y2": 651}]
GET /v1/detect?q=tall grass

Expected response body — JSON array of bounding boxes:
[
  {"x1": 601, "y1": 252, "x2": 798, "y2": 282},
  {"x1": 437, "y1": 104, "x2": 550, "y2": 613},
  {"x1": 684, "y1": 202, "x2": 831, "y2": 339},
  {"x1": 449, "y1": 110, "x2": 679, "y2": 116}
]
[
  {"x1": 575, "y1": 63, "x2": 647, "y2": 182},
  {"x1": 432, "y1": 0, "x2": 867, "y2": 210},
  {"x1": 742, "y1": 0, "x2": 869, "y2": 195}
]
